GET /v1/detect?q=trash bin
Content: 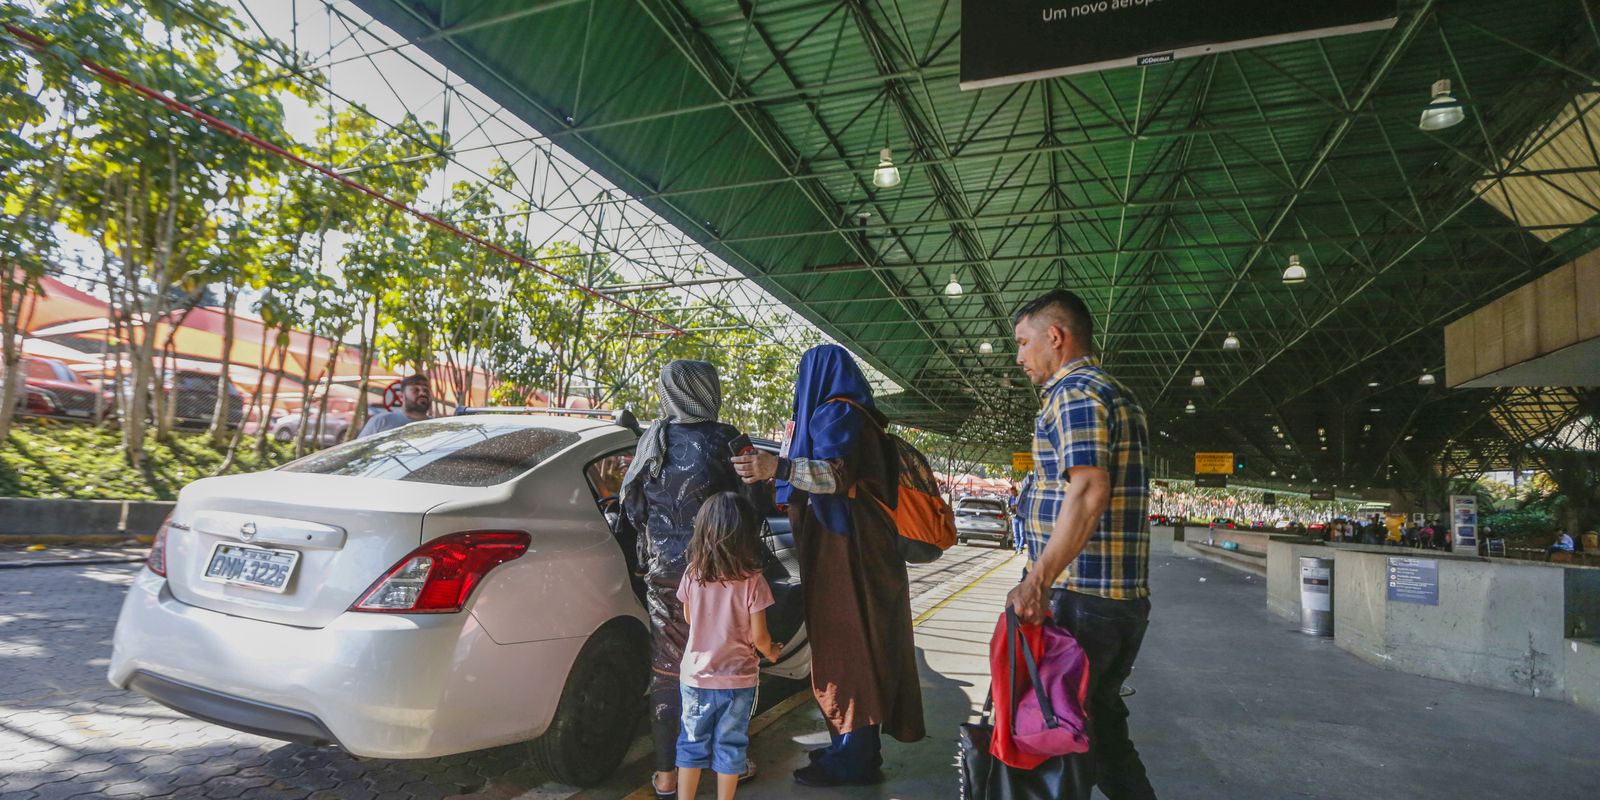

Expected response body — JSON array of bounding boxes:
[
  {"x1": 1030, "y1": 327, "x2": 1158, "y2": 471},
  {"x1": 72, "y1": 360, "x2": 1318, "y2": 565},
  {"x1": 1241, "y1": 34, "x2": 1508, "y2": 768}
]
[{"x1": 1299, "y1": 557, "x2": 1334, "y2": 636}]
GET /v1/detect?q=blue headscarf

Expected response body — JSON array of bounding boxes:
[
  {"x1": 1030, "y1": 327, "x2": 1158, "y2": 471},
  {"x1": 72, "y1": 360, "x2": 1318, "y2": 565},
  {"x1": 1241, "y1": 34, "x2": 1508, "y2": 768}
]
[{"x1": 777, "y1": 344, "x2": 889, "y2": 535}]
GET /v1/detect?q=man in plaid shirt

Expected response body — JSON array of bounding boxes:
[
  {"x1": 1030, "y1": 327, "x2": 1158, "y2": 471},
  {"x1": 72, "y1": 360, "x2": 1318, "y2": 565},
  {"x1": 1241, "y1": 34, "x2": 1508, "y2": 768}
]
[{"x1": 1008, "y1": 289, "x2": 1155, "y2": 800}]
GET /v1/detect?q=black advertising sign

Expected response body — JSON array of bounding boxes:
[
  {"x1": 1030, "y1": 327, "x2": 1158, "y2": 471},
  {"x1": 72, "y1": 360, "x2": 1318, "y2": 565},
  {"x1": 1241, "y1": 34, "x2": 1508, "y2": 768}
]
[
  {"x1": 1309, "y1": 488, "x2": 1335, "y2": 501},
  {"x1": 960, "y1": 0, "x2": 1399, "y2": 90},
  {"x1": 1261, "y1": 492, "x2": 1277, "y2": 506},
  {"x1": 1194, "y1": 474, "x2": 1227, "y2": 488}
]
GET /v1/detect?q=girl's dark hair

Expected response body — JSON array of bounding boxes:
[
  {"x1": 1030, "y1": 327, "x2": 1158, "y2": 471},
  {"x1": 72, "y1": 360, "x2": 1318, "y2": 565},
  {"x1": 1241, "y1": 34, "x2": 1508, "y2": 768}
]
[{"x1": 689, "y1": 492, "x2": 766, "y2": 584}]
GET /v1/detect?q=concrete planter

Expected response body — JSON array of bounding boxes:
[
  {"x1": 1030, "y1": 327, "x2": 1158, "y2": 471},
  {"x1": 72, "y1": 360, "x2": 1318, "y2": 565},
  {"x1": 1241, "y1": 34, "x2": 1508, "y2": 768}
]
[{"x1": 0, "y1": 497, "x2": 176, "y2": 542}]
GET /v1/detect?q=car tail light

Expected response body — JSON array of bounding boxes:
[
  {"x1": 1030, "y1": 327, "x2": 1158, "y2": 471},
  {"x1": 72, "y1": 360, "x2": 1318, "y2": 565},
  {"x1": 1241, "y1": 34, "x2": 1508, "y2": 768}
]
[
  {"x1": 352, "y1": 531, "x2": 530, "y2": 613},
  {"x1": 148, "y1": 516, "x2": 172, "y2": 577}
]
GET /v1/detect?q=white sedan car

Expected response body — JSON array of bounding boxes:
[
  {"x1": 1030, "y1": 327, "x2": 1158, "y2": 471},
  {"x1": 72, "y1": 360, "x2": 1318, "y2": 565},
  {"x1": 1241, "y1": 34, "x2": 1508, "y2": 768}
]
[{"x1": 108, "y1": 410, "x2": 809, "y2": 786}]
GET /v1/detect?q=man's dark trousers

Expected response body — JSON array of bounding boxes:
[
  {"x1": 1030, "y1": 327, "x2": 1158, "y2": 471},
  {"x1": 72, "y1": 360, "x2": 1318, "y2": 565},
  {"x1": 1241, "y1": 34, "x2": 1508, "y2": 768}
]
[{"x1": 1050, "y1": 588, "x2": 1156, "y2": 800}]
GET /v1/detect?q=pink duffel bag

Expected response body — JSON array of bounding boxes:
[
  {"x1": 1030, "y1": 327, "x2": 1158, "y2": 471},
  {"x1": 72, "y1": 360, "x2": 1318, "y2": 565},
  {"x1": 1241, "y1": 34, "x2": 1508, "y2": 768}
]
[{"x1": 992, "y1": 608, "x2": 1092, "y2": 758}]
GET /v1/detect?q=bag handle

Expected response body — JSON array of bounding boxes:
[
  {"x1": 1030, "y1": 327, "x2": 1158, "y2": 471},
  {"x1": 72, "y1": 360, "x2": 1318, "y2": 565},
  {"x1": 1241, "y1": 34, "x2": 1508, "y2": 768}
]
[
  {"x1": 1007, "y1": 608, "x2": 1061, "y2": 730},
  {"x1": 980, "y1": 609, "x2": 1063, "y2": 732}
]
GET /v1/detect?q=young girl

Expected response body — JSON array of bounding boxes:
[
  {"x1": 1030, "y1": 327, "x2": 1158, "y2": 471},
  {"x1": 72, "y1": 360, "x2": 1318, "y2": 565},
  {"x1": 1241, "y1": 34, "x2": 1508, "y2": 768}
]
[{"x1": 674, "y1": 492, "x2": 783, "y2": 800}]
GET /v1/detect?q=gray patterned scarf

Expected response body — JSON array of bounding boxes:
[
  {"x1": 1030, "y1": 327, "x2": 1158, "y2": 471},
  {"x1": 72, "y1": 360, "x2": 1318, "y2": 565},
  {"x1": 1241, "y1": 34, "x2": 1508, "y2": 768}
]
[{"x1": 621, "y1": 359, "x2": 723, "y2": 501}]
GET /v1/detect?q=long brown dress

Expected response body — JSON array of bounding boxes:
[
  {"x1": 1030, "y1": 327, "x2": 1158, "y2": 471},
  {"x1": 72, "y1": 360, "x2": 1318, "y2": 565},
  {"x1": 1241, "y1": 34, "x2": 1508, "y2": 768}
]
[{"x1": 788, "y1": 423, "x2": 926, "y2": 743}]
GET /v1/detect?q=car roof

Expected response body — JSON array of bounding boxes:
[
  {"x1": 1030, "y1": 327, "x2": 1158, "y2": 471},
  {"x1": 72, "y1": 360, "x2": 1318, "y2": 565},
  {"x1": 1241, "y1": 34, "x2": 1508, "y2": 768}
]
[{"x1": 420, "y1": 413, "x2": 623, "y2": 435}]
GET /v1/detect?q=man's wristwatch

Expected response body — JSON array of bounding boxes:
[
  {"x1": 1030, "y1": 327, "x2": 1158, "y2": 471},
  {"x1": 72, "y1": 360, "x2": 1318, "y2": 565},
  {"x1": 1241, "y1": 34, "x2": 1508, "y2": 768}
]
[{"x1": 774, "y1": 456, "x2": 792, "y2": 482}]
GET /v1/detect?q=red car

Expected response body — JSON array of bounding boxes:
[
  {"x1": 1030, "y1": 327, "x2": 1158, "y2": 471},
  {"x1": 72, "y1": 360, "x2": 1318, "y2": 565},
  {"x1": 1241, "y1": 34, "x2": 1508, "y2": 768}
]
[{"x1": 12, "y1": 357, "x2": 107, "y2": 421}]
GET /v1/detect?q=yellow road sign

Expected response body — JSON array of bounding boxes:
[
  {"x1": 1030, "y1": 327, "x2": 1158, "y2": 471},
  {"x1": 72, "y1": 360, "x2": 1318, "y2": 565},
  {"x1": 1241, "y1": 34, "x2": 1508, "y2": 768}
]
[
  {"x1": 1195, "y1": 452, "x2": 1235, "y2": 475},
  {"x1": 1012, "y1": 451, "x2": 1033, "y2": 472}
]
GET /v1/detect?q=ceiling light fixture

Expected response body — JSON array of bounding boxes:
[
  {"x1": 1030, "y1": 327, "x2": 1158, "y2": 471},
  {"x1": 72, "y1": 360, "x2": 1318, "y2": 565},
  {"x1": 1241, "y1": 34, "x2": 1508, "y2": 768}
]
[
  {"x1": 943, "y1": 271, "x2": 963, "y2": 297},
  {"x1": 873, "y1": 147, "x2": 902, "y2": 188},
  {"x1": 978, "y1": 341, "x2": 994, "y2": 355},
  {"x1": 1282, "y1": 254, "x2": 1307, "y2": 285},
  {"x1": 1419, "y1": 372, "x2": 1437, "y2": 386},
  {"x1": 1223, "y1": 332, "x2": 1240, "y2": 350},
  {"x1": 1418, "y1": 79, "x2": 1465, "y2": 131},
  {"x1": 1190, "y1": 370, "x2": 1205, "y2": 388},
  {"x1": 1367, "y1": 380, "x2": 1380, "y2": 388},
  {"x1": 1185, "y1": 400, "x2": 1196, "y2": 414}
]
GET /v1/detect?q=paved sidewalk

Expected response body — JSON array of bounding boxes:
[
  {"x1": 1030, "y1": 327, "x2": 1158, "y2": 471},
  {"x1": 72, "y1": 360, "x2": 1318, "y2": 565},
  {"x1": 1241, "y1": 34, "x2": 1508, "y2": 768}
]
[
  {"x1": 561, "y1": 545, "x2": 1019, "y2": 800},
  {"x1": 722, "y1": 553, "x2": 1021, "y2": 798}
]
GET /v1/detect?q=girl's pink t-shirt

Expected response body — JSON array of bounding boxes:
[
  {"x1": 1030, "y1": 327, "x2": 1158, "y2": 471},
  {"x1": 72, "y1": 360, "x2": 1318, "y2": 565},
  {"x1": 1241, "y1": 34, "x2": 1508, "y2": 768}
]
[{"x1": 675, "y1": 570, "x2": 774, "y2": 689}]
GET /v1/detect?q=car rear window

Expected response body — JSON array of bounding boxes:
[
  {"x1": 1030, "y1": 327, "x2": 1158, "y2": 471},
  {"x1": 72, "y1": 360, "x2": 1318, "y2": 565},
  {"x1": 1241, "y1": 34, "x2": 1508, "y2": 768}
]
[
  {"x1": 958, "y1": 500, "x2": 1007, "y2": 515},
  {"x1": 280, "y1": 419, "x2": 582, "y2": 487}
]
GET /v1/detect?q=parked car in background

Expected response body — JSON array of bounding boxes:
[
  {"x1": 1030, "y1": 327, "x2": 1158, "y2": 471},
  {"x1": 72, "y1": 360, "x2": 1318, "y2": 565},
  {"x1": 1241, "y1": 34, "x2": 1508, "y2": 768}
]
[
  {"x1": 270, "y1": 410, "x2": 354, "y2": 446},
  {"x1": 1148, "y1": 513, "x2": 1172, "y2": 526},
  {"x1": 170, "y1": 370, "x2": 245, "y2": 428},
  {"x1": 109, "y1": 409, "x2": 810, "y2": 786},
  {"x1": 955, "y1": 497, "x2": 1011, "y2": 546},
  {"x1": 9, "y1": 357, "x2": 107, "y2": 422},
  {"x1": 1209, "y1": 517, "x2": 1237, "y2": 530},
  {"x1": 116, "y1": 370, "x2": 247, "y2": 429}
]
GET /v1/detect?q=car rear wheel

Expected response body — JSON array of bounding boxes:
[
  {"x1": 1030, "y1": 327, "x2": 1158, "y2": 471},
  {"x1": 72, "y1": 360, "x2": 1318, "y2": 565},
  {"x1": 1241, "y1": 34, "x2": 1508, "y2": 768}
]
[{"x1": 529, "y1": 624, "x2": 647, "y2": 787}]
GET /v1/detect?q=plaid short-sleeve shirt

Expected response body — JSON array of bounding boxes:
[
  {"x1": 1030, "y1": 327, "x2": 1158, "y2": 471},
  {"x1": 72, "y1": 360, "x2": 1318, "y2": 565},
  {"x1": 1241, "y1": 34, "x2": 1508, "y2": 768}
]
[{"x1": 1018, "y1": 356, "x2": 1151, "y2": 600}]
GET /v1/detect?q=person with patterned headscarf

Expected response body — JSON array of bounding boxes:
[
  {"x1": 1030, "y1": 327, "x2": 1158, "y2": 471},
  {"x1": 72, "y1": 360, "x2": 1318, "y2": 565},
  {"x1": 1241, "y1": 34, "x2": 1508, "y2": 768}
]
[
  {"x1": 732, "y1": 344, "x2": 925, "y2": 787},
  {"x1": 621, "y1": 359, "x2": 755, "y2": 799}
]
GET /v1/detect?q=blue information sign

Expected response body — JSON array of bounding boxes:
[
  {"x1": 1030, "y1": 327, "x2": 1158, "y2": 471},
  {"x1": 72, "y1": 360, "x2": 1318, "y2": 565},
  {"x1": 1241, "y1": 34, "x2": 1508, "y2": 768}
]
[{"x1": 1386, "y1": 558, "x2": 1439, "y2": 606}]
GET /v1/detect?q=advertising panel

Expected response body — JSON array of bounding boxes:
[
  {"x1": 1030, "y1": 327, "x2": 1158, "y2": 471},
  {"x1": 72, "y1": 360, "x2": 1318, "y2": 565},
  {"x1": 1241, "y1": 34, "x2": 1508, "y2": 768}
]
[{"x1": 1449, "y1": 494, "x2": 1478, "y2": 552}]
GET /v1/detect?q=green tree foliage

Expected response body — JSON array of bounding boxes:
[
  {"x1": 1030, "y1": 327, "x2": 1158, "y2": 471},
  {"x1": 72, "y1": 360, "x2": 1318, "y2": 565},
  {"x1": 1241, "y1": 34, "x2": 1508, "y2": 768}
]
[{"x1": 4, "y1": 0, "x2": 802, "y2": 483}]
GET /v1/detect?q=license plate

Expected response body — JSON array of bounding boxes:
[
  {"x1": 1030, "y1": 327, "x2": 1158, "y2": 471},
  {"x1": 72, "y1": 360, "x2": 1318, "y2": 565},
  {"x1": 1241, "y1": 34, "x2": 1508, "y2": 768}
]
[
  {"x1": 203, "y1": 543, "x2": 299, "y2": 593},
  {"x1": 65, "y1": 409, "x2": 91, "y2": 417}
]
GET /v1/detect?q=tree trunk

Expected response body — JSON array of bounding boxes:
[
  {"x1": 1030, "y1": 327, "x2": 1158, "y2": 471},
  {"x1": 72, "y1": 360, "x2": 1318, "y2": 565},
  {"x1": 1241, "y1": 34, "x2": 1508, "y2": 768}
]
[
  {"x1": 0, "y1": 277, "x2": 33, "y2": 443},
  {"x1": 254, "y1": 332, "x2": 291, "y2": 460},
  {"x1": 293, "y1": 310, "x2": 320, "y2": 458},
  {"x1": 351, "y1": 295, "x2": 375, "y2": 441},
  {"x1": 208, "y1": 282, "x2": 239, "y2": 445}
]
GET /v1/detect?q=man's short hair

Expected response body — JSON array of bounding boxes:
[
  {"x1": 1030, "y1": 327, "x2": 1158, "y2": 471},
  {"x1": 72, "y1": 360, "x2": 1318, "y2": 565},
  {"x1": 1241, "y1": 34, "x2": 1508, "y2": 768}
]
[
  {"x1": 1013, "y1": 289, "x2": 1094, "y2": 349},
  {"x1": 400, "y1": 374, "x2": 430, "y2": 389}
]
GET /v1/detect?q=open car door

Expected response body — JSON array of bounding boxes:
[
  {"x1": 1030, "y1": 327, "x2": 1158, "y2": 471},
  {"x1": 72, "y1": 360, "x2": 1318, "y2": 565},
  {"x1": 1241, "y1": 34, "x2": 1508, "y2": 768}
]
[{"x1": 751, "y1": 440, "x2": 810, "y2": 679}]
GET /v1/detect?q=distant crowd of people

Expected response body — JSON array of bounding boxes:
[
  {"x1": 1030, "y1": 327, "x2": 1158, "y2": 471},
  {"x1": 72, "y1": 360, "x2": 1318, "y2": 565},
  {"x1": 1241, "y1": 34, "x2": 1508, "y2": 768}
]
[{"x1": 1324, "y1": 516, "x2": 1448, "y2": 549}]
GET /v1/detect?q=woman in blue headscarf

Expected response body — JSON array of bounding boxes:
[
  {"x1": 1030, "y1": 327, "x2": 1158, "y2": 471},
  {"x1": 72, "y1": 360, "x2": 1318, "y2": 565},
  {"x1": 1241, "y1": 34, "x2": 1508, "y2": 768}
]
[{"x1": 733, "y1": 344, "x2": 925, "y2": 786}]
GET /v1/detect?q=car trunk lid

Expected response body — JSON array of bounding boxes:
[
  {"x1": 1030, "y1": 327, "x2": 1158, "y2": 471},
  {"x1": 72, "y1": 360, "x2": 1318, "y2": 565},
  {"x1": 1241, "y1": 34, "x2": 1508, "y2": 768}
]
[{"x1": 163, "y1": 471, "x2": 472, "y2": 628}]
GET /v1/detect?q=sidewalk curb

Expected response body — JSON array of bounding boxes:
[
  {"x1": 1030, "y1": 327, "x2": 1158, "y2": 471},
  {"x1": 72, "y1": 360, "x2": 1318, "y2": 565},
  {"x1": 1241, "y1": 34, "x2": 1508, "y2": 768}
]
[{"x1": 0, "y1": 557, "x2": 146, "y2": 570}]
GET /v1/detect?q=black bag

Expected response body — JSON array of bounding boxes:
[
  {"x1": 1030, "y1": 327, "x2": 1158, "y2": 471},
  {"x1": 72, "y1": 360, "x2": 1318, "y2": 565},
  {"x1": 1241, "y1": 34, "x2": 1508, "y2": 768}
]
[{"x1": 957, "y1": 610, "x2": 1092, "y2": 800}]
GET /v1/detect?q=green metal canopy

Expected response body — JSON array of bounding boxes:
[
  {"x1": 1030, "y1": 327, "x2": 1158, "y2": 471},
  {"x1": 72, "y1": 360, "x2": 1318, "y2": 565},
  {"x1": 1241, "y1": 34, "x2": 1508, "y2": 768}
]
[{"x1": 350, "y1": 0, "x2": 1600, "y2": 488}]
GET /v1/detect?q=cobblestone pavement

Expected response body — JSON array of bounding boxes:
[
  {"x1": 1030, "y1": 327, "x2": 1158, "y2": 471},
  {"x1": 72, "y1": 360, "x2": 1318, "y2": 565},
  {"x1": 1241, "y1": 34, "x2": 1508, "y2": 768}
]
[{"x1": 0, "y1": 543, "x2": 1013, "y2": 800}]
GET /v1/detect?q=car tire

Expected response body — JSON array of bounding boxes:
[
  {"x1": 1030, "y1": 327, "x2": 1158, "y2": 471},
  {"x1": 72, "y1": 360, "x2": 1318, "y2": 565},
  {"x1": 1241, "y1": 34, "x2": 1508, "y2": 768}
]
[
  {"x1": 273, "y1": 428, "x2": 293, "y2": 442},
  {"x1": 529, "y1": 624, "x2": 647, "y2": 787}
]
